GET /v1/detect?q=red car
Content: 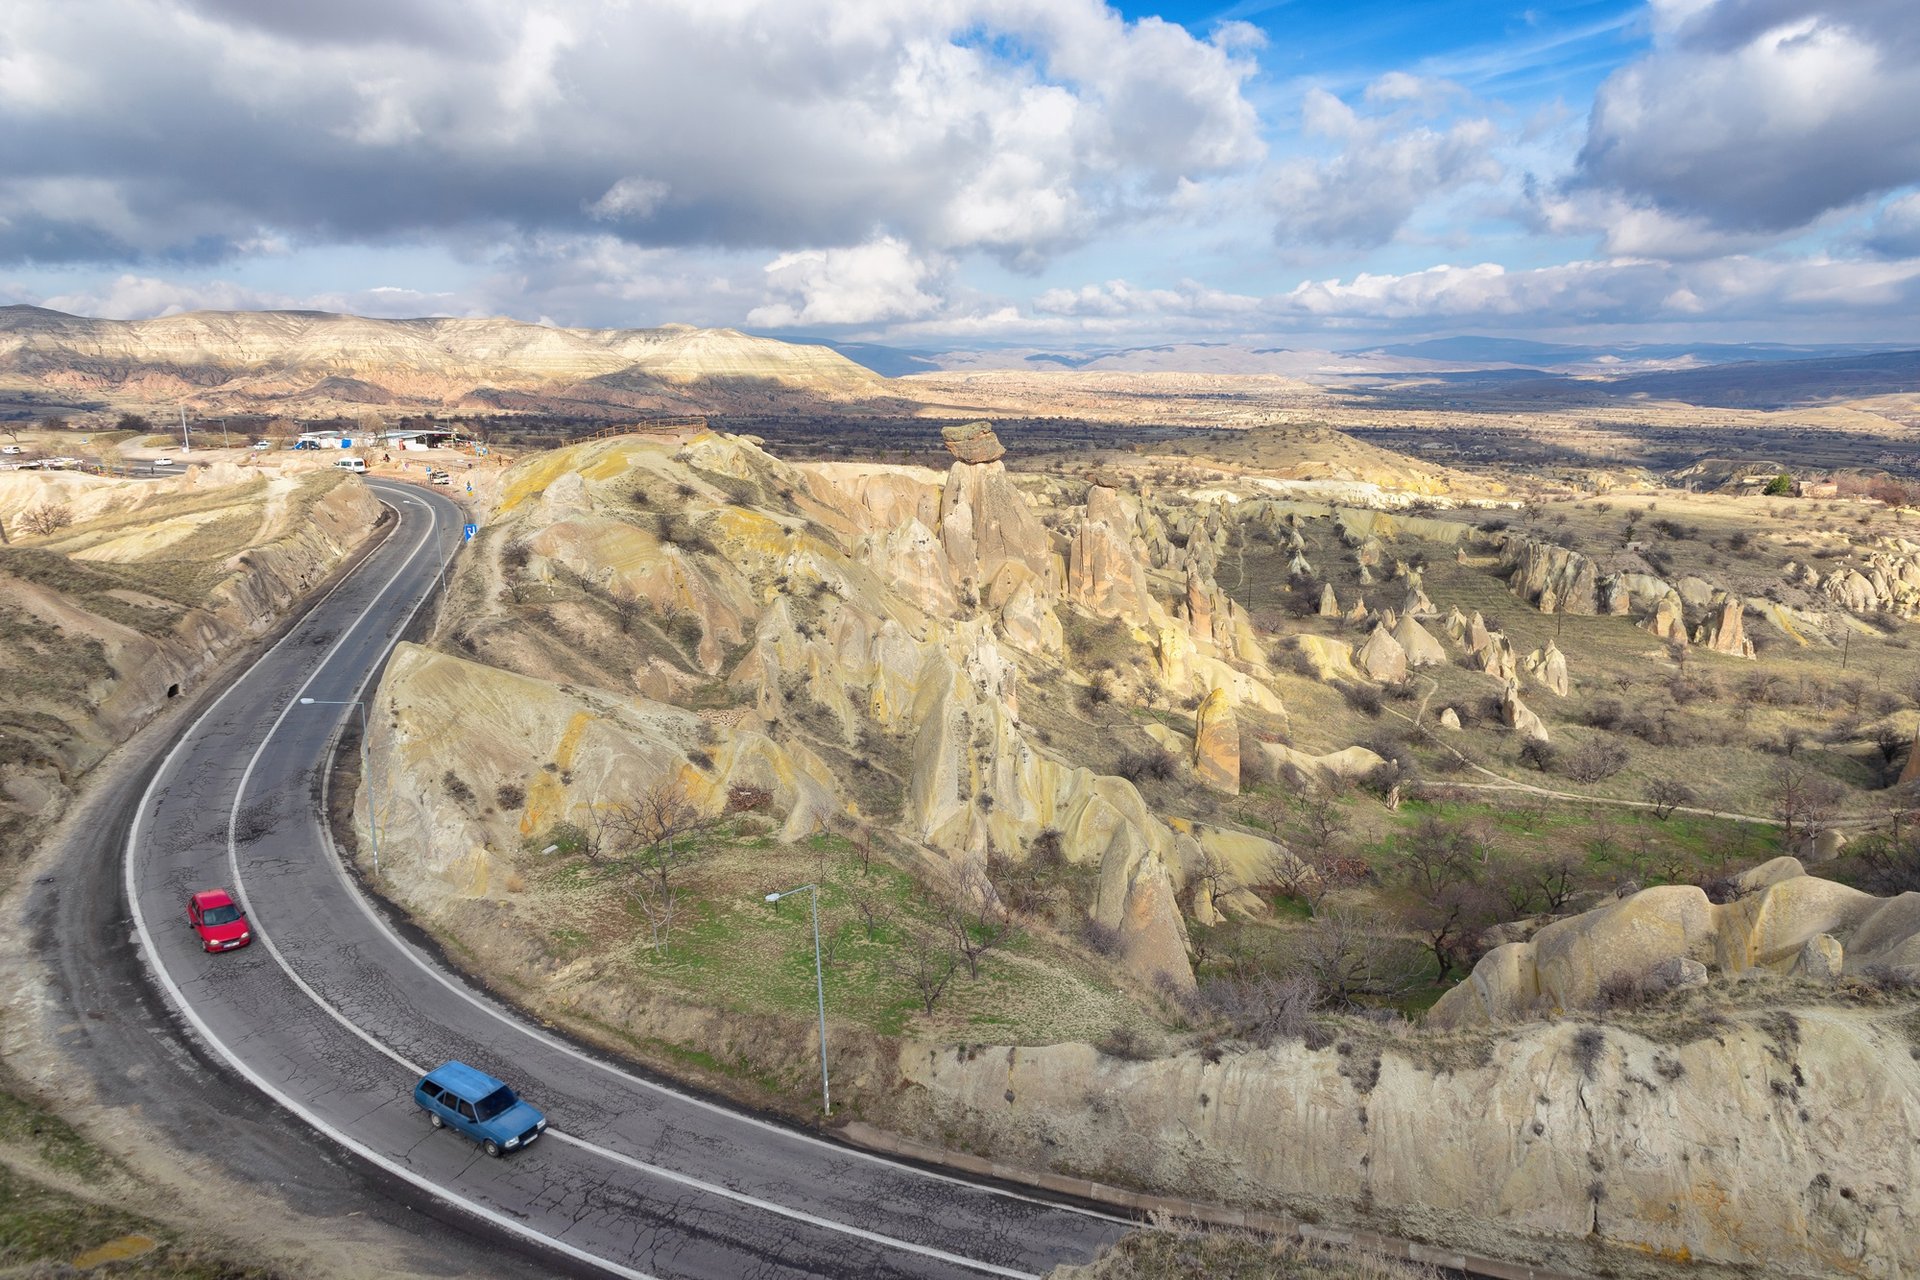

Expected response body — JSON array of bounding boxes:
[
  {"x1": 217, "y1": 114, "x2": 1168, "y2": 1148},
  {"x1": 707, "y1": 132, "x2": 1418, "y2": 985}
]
[{"x1": 186, "y1": 888, "x2": 252, "y2": 952}]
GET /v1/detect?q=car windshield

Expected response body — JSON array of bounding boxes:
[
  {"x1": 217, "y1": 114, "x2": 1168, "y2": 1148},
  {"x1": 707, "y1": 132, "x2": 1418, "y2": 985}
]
[
  {"x1": 201, "y1": 904, "x2": 243, "y2": 925},
  {"x1": 474, "y1": 1086, "x2": 517, "y2": 1121}
]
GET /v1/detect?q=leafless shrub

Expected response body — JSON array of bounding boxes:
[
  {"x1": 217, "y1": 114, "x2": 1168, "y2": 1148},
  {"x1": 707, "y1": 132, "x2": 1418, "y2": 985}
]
[
  {"x1": 18, "y1": 503, "x2": 73, "y2": 536},
  {"x1": 1114, "y1": 745, "x2": 1179, "y2": 783},
  {"x1": 891, "y1": 925, "x2": 959, "y2": 1015},
  {"x1": 1565, "y1": 739, "x2": 1629, "y2": 784},
  {"x1": 1197, "y1": 973, "x2": 1320, "y2": 1046}
]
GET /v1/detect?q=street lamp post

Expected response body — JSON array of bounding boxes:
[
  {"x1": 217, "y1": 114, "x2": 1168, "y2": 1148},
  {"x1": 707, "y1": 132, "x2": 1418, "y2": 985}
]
[
  {"x1": 298, "y1": 697, "x2": 381, "y2": 875},
  {"x1": 764, "y1": 883, "x2": 829, "y2": 1116}
]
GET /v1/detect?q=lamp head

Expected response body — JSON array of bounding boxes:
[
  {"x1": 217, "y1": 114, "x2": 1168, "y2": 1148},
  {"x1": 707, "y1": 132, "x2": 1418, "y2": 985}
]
[
  {"x1": 764, "y1": 892, "x2": 781, "y2": 903},
  {"x1": 298, "y1": 697, "x2": 315, "y2": 704}
]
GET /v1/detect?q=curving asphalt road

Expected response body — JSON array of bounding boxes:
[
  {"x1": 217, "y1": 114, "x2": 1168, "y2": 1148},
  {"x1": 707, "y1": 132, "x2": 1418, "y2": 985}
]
[{"x1": 116, "y1": 479, "x2": 1129, "y2": 1279}]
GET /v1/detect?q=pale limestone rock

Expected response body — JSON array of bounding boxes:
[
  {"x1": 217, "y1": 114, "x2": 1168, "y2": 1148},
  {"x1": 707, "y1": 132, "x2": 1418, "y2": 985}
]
[
  {"x1": 1067, "y1": 486, "x2": 1156, "y2": 624},
  {"x1": 1805, "y1": 828, "x2": 1847, "y2": 864},
  {"x1": 1431, "y1": 869, "x2": 1920, "y2": 1029},
  {"x1": 1692, "y1": 592, "x2": 1755, "y2": 658},
  {"x1": 1676, "y1": 575, "x2": 1716, "y2": 608},
  {"x1": 1259, "y1": 742, "x2": 1386, "y2": 788},
  {"x1": 1900, "y1": 728, "x2": 1920, "y2": 787},
  {"x1": 938, "y1": 458, "x2": 1056, "y2": 604},
  {"x1": 1465, "y1": 610, "x2": 1493, "y2": 655},
  {"x1": 1438, "y1": 707, "x2": 1462, "y2": 730},
  {"x1": 1400, "y1": 583, "x2": 1435, "y2": 617},
  {"x1": 1793, "y1": 933, "x2": 1844, "y2": 980},
  {"x1": 1521, "y1": 640, "x2": 1570, "y2": 697},
  {"x1": 997, "y1": 579, "x2": 1063, "y2": 657},
  {"x1": 1476, "y1": 632, "x2": 1518, "y2": 683},
  {"x1": 1356, "y1": 623, "x2": 1408, "y2": 683},
  {"x1": 1501, "y1": 683, "x2": 1548, "y2": 742},
  {"x1": 1292, "y1": 634, "x2": 1359, "y2": 682},
  {"x1": 1317, "y1": 583, "x2": 1340, "y2": 618},
  {"x1": 1502, "y1": 536, "x2": 1598, "y2": 614},
  {"x1": 940, "y1": 420, "x2": 1005, "y2": 464},
  {"x1": 1443, "y1": 605, "x2": 1468, "y2": 644},
  {"x1": 1391, "y1": 614, "x2": 1446, "y2": 668},
  {"x1": 897, "y1": 1010, "x2": 1920, "y2": 1278},
  {"x1": 1192, "y1": 687, "x2": 1239, "y2": 794},
  {"x1": 1343, "y1": 598, "x2": 1369, "y2": 625},
  {"x1": 1647, "y1": 955, "x2": 1709, "y2": 991},
  {"x1": 1288, "y1": 550, "x2": 1314, "y2": 578},
  {"x1": 1643, "y1": 592, "x2": 1689, "y2": 647},
  {"x1": 1356, "y1": 563, "x2": 1374, "y2": 586}
]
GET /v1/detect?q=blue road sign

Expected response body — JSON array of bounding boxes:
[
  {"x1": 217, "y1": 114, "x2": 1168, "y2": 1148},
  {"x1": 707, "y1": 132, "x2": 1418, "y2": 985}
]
[{"x1": 463, "y1": 523, "x2": 478, "y2": 542}]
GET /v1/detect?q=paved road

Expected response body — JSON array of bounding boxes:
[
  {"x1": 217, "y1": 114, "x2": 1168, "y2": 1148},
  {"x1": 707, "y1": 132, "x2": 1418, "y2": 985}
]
[{"x1": 118, "y1": 479, "x2": 1128, "y2": 1279}]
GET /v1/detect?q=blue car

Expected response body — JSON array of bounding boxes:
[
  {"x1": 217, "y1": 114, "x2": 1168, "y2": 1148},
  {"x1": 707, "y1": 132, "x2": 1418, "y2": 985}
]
[{"x1": 414, "y1": 1061, "x2": 547, "y2": 1157}]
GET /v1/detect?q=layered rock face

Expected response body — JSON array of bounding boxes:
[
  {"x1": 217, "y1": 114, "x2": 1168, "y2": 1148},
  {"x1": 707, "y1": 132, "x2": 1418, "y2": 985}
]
[
  {"x1": 369, "y1": 428, "x2": 1322, "y2": 994},
  {"x1": 894, "y1": 1007, "x2": 1920, "y2": 1278},
  {"x1": 0, "y1": 466, "x2": 379, "y2": 841}
]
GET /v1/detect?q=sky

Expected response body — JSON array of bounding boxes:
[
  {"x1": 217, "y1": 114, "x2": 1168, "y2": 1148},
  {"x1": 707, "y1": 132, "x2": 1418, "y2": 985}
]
[{"x1": 3, "y1": 0, "x2": 1919, "y2": 350}]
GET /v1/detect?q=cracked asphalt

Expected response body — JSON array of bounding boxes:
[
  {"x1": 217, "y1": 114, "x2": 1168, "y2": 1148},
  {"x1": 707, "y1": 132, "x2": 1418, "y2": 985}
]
[{"x1": 105, "y1": 479, "x2": 1129, "y2": 1279}]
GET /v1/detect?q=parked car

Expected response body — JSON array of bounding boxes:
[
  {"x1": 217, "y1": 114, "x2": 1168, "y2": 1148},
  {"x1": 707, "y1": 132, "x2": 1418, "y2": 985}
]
[
  {"x1": 0, "y1": 444, "x2": 22, "y2": 455},
  {"x1": 429, "y1": 469, "x2": 452, "y2": 485},
  {"x1": 333, "y1": 457, "x2": 367, "y2": 473},
  {"x1": 186, "y1": 888, "x2": 251, "y2": 952},
  {"x1": 252, "y1": 440, "x2": 272, "y2": 451},
  {"x1": 151, "y1": 456, "x2": 175, "y2": 466},
  {"x1": 414, "y1": 1061, "x2": 547, "y2": 1157}
]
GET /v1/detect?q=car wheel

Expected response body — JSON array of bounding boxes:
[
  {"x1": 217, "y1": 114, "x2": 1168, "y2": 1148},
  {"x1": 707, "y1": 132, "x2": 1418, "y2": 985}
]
[
  {"x1": 482, "y1": 1139, "x2": 503, "y2": 1158},
  {"x1": 429, "y1": 1113, "x2": 444, "y2": 1129}
]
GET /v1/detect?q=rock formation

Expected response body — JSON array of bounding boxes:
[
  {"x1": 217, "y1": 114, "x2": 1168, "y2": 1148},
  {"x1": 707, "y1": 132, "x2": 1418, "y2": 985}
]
[
  {"x1": 1390, "y1": 613, "x2": 1445, "y2": 668},
  {"x1": 1501, "y1": 535, "x2": 1598, "y2": 614},
  {"x1": 1192, "y1": 687, "x2": 1239, "y2": 794},
  {"x1": 1356, "y1": 623, "x2": 1408, "y2": 683},
  {"x1": 1692, "y1": 592, "x2": 1755, "y2": 658},
  {"x1": 1067, "y1": 486, "x2": 1156, "y2": 625},
  {"x1": 895, "y1": 1003, "x2": 1920, "y2": 1279},
  {"x1": 1317, "y1": 583, "x2": 1339, "y2": 617},
  {"x1": 1501, "y1": 682, "x2": 1548, "y2": 742},
  {"x1": 1642, "y1": 592, "x2": 1689, "y2": 647},
  {"x1": 1430, "y1": 859, "x2": 1920, "y2": 1027},
  {"x1": 1475, "y1": 632, "x2": 1518, "y2": 683},
  {"x1": 1521, "y1": 640, "x2": 1570, "y2": 696},
  {"x1": 940, "y1": 420, "x2": 1005, "y2": 465}
]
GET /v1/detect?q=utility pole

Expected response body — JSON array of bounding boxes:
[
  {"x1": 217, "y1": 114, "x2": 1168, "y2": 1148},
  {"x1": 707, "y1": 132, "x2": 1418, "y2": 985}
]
[{"x1": 179, "y1": 407, "x2": 191, "y2": 454}]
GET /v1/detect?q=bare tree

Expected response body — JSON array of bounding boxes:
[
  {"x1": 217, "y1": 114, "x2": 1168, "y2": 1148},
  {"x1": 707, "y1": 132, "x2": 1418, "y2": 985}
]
[
  {"x1": 18, "y1": 503, "x2": 72, "y2": 536},
  {"x1": 892, "y1": 925, "x2": 959, "y2": 1015},
  {"x1": 1289, "y1": 906, "x2": 1422, "y2": 1008},
  {"x1": 1528, "y1": 849, "x2": 1585, "y2": 913},
  {"x1": 943, "y1": 864, "x2": 1012, "y2": 980},
  {"x1": 850, "y1": 885, "x2": 887, "y2": 941},
  {"x1": 608, "y1": 778, "x2": 712, "y2": 951},
  {"x1": 1644, "y1": 777, "x2": 1696, "y2": 821},
  {"x1": 1769, "y1": 758, "x2": 1846, "y2": 847}
]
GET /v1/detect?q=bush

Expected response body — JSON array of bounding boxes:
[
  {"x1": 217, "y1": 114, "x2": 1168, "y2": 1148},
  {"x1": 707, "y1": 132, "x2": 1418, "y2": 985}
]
[
  {"x1": 442, "y1": 770, "x2": 475, "y2": 804},
  {"x1": 1565, "y1": 739, "x2": 1629, "y2": 784},
  {"x1": 1340, "y1": 682, "x2": 1384, "y2": 717},
  {"x1": 1114, "y1": 745, "x2": 1179, "y2": 784},
  {"x1": 495, "y1": 783, "x2": 526, "y2": 810},
  {"x1": 1198, "y1": 973, "x2": 1320, "y2": 1047},
  {"x1": 1080, "y1": 917, "x2": 1126, "y2": 957},
  {"x1": 1762, "y1": 472, "x2": 1793, "y2": 496}
]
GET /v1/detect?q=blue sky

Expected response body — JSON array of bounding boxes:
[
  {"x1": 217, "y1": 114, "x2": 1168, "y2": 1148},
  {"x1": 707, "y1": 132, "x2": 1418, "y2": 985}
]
[{"x1": 2, "y1": 0, "x2": 1917, "y2": 349}]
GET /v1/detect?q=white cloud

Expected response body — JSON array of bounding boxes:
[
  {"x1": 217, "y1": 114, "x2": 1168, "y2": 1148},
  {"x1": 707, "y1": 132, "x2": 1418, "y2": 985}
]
[
  {"x1": 1270, "y1": 88, "x2": 1502, "y2": 248},
  {"x1": 0, "y1": 0, "x2": 1264, "y2": 271},
  {"x1": 748, "y1": 237, "x2": 945, "y2": 327},
  {"x1": 1576, "y1": 0, "x2": 1920, "y2": 232}
]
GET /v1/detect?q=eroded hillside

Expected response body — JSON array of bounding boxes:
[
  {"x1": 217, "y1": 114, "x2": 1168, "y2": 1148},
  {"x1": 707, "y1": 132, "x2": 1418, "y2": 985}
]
[
  {"x1": 356, "y1": 421, "x2": 1920, "y2": 1278},
  {"x1": 0, "y1": 463, "x2": 380, "y2": 846}
]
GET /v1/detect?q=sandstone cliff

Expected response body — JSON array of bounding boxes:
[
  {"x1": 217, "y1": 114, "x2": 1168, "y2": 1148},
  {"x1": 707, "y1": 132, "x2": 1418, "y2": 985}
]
[{"x1": 0, "y1": 464, "x2": 380, "y2": 844}]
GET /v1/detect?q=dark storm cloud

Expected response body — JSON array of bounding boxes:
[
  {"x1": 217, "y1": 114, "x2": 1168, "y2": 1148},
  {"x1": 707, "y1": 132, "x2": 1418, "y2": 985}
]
[{"x1": 1572, "y1": 0, "x2": 1920, "y2": 234}]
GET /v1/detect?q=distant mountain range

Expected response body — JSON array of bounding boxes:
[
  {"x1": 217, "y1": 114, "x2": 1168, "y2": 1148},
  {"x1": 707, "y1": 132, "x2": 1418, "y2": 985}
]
[
  {"x1": 3, "y1": 306, "x2": 1912, "y2": 421},
  {"x1": 0, "y1": 306, "x2": 895, "y2": 419}
]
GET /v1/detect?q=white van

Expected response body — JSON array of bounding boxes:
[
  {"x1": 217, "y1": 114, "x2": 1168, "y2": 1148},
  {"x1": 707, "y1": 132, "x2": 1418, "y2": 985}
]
[{"x1": 333, "y1": 457, "x2": 368, "y2": 473}]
